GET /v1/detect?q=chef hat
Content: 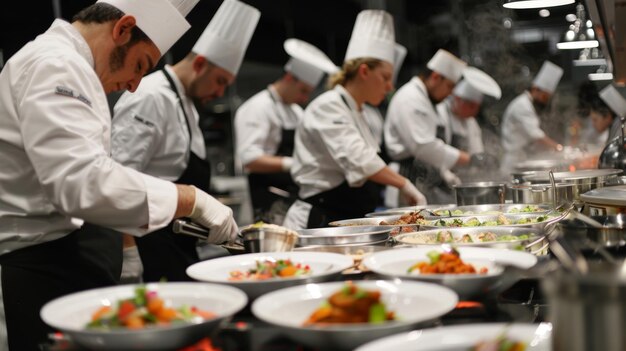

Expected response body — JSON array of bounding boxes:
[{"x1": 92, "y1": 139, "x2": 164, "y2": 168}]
[
  {"x1": 344, "y1": 10, "x2": 396, "y2": 64},
  {"x1": 426, "y1": 49, "x2": 467, "y2": 83},
  {"x1": 599, "y1": 84, "x2": 626, "y2": 117},
  {"x1": 283, "y1": 38, "x2": 338, "y2": 87},
  {"x1": 453, "y1": 67, "x2": 502, "y2": 103},
  {"x1": 97, "y1": 0, "x2": 197, "y2": 56},
  {"x1": 393, "y1": 43, "x2": 407, "y2": 84},
  {"x1": 192, "y1": 0, "x2": 260, "y2": 75},
  {"x1": 532, "y1": 61, "x2": 563, "y2": 94}
]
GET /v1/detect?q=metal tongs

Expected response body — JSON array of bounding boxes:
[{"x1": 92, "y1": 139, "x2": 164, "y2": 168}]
[{"x1": 172, "y1": 219, "x2": 244, "y2": 246}]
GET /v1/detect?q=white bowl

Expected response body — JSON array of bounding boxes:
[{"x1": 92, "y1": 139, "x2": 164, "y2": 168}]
[
  {"x1": 40, "y1": 282, "x2": 247, "y2": 350},
  {"x1": 186, "y1": 251, "x2": 353, "y2": 300},
  {"x1": 363, "y1": 247, "x2": 537, "y2": 299},
  {"x1": 251, "y1": 280, "x2": 458, "y2": 350},
  {"x1": 356, "y1": 322, "x2": 552, "y2": 351}
]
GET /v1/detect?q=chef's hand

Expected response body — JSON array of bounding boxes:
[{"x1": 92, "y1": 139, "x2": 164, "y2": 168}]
[
  {"x1": 440, "y1": 168, "x2": 462, "y2": 188},
  {"x1": 189, "y1": 186, "x2": 239, "y2": 244},
  {"x1": 400, "y1": 178, "x2": 427, "y2": 206}
]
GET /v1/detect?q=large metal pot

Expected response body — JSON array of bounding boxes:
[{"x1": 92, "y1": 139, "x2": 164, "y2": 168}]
[
  {"x1": 509, "y1": 182, "x2": 576, "y2": 206},
  {"x1": 523, "y1": 169, "x2": 622, "y2": 199},
  {"x1": 579, "y1": 185, "x2": 626, "y2": 216},
  {"x1": 542, "y1": 261, "x2": 626, "y2": 351},
  {"x1": 453, "y1": 182, "x2": 506, "y2": 205},
  {"x1": 555, "y1": 214, "x2": 626, "y2": 249}
]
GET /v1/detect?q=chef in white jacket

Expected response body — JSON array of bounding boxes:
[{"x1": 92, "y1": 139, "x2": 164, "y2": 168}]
[
  {"x1": 0, "y1": 1, "x2": 240, "y2": 349},
  {"x1": 437, "y1": 68, "x2": 502, "y2": 181},
  {"x1": 111, "y1": 0, "x2": 260, "y2": 283},
  {"x1": 235, "y1": 39, "x2": 337, "y2": 224},
  {"x1": 362, "y1": 43, "x2": 407, "y2": 147},
  {"x1": 500, "y1": 61, "x2": 563, "y2": 173},
  {"x1": 595, "y1": 84, "x2": 626, "y2": 143},
  {"x1": 283, "y1": 10, "x2": 426, "y2": 229},
  {"x1": 384, "y1": 49, "x2": 468, "y2": 204}
]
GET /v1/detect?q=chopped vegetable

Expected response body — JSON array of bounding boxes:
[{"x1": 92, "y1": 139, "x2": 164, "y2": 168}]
[
  {"x1": 408, "y1": 249, "x2": 488, "y2": 274},
  {"x1": 229, "y1": 259, "x2": 311, "y2": 281}
]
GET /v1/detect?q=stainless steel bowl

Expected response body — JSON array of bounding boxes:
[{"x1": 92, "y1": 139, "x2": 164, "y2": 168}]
[
  {"x1": 240, "y1": 225, "x2": 299, "y2": 253},
  {"x1": 427, "y1": 203, "x2": 552, "y2": 217},
  {"x1": 453, "y1": 182, "x2": 506, "y2": 205},
  {"x1": 296, "y1": 226, "x2": 392, "y2": 246},
  {"x1": 365, "y1": 204, "x2": 456, "y2": 217},
  {"x1": 509, "y1": 182, "x2": 577, "y2": 206},
  {"x1": 328, "y1": 215, "x2": 426, "y2": 235},
  {"x1": 554, "y1": 214, "x2": 626, "y2": 249}
]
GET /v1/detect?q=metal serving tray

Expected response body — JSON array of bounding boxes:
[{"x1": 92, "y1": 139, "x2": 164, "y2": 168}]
[{"x1": 296, "y1": 226, "x2": 391, "y2": 246}]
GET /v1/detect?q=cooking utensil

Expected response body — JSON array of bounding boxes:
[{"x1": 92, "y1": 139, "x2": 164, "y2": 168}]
[
  {"x1": 239, "y1": 224, "x2": 299, "y2": 253},
  {"x1": 185, "y1": 251, "x2": 353, "y2": 300},
  {"x1": 579, "y1": 184, "x2": 626, "y2": 216},
  {"x1": 554, "y1": 214, "x2": 626, "y2": 249},
  {"x1": 509, "y1": 182, "x2": 577, "y2": 206},
  {"x1": 296, "y1": 226, "x2": 392, "y2": 246},
  {"x1": 453, "y1": 182, "x2": 506, "y2": 205},
  {"x1": 251, "y1": 280, "x2": 458, "y2": 350},
  {"x1": 355, "y1": 323, "x2": 553, "y2": 351},
  {"x1": 542, "y1": 260, "x2": 626, "y2": 351},
  {"x1": 294, "y1": 245, "x2": 392, "y2": 274},
  {"x1": 40, "y1": 282, "x2": 247, "y2": 351},
  {"x1": 172, "y1": 219, "x2": 212, "y2": 240},
  {"x1": 393, "y1": 227, "x2": 547, "y2": 255},
  {"x1": 363, "y1": 246, "x2": 537, "y2": 299}
]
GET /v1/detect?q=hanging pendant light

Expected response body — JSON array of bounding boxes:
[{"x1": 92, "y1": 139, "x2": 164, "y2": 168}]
[
  {"x1": 556, "y1": 3, "x2": 599, "y2": 49},
  {"x1": 503, "y1": 0, "x2": 574, "y2": 9}
]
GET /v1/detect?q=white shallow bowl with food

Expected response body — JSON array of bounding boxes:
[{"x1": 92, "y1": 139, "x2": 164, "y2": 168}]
[
  {"x1": 251, "y1": 280, "x2": 458, "y2": 350},
  {"x1": 186, "y1": 251, "x2": 353, "y2": 299},
  {"x1": 40, "y1": 282, "x2": 247, "y2": 350},
  {"x1": 355, "y1": 322, "x2": 552, "y2": 351},
  {"x1": 363, "y1": 247, "x2": 537, "y2": 299}
]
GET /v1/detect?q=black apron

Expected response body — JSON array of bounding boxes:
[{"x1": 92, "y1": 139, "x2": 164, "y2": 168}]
[
  {"x1": 134, "y1": 69, "x2": 211, "y2": 282},
  {"x1": 451, "y1": 132, "x2": 469, "y2": 153},
  {"x1": 398, "y1": 124, "x2": 448, "y2": 189},
  {"x1": 0, "y1": 223, "x2": 123, "y2": 351},
  {"x1": 302, "y1": 94, "x2": 383, "y2": 228},
  {"x1": 247, "y1": 122, "x2": 299, "y2": 223}
]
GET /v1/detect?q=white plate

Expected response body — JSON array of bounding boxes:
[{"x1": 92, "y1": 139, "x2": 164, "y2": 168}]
[
  {"x1": 356, "y1": 322, "x2": 553, "y2": 351},
  {"x1": 251, "y1": 280, "x2": 458, "y2": 350},
  {"x1": 363, "y1": 247, "x2": 537, "y2": 299},
  {"x1": 186, "y1": 251, "x2": 353, "y2": 299},
  {"x1": 40, "y1": 282, "x2": 247, "y2": 350}
]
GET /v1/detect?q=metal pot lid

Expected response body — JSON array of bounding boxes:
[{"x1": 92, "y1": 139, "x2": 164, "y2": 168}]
[
  {"x1": 580, "y1": 185, "x2": 626, "y2": 206},
  {"x1": 453, "y1": 181, "x2": 506, "y2": 189},
  {"x1": 525, "y1": 169, "x2": 623, "y2": 183}
]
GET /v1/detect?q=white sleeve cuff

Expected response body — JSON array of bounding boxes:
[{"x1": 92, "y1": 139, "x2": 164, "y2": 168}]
[{"x1": 134, "y1": 175, "x2": 178, "y2": 235}]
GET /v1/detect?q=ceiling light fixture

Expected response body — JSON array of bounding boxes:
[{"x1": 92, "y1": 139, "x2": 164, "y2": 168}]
[
  {"x1": 556, "y1": 3, "x2": 599, "y2": 50},
  {"x1": 565, "y1": 13, "x2": 577, "y2": 21},
  {"x1": 539, "y1": 9, "x2": 551, "y2": 17},
  {"x1": 588, "y1": 72, "x2": 614, "y2": 81},
  {"x1": 503, "y1": 0, "x2": 574, "y2": 9}
]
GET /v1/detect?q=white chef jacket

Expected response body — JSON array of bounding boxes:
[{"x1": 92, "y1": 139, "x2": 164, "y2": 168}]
[
  {"x1": 234, "y1": 86, "x2": 303, "y2": 167},
  {"x1": 500, "y1": 92, "x2": 546, "y2": 173},
  {"x1": 0, "y1": 20, "x2": 177, "y2": 254},
  {"x1": 437, "y1": 99, "x2": 484, "y2": 154},
  {"x1": 384, "y1": 77, "x2": 460, "y2": 171},
  {"x1": 362, "y1": 104, "x2": 384, "y2": 147},
  {"x1": 283, "y1": 85, "x2": 386, "y2": 229},
  {"x1": 111, "y1": 65, "x2": 206, "y2": 181}
]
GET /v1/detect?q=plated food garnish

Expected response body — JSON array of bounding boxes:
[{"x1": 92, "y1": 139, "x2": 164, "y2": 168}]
[
  {"x1": 303, "y1": 282, "x2": 395, "y2": 325},
  {"x1": 87, "y1": 286, "x2": 215, "y2": 330},
  {"x1": 471, "y1": 334, "x2": 527, "y2": 351},
  {"x1": 433, "y1": 214, "x2": 553, "y2": 227},
  {"x1": 379, "y1": 211, "x2": 427, "y2": 226},
  {"x1": 407, "y1": 249, "x2": 488, "y2": 275},
  {"x1": 229, "y1": 259, "x2": 311, "y2": 281},
  {"x1": 421, "y1": 230, "x2": 531, "y2": 244}
]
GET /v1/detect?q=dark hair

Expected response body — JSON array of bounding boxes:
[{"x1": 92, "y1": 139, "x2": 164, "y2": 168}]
[
  {"x1": 73, "y1": 3, "x2": 149, "y2": 46},
  {"x1": 591, "y1": 96, "x2": 616, "y2": 118},
  {"x1": 328, "y1": 58, "x2": 383, "y2": 88}
]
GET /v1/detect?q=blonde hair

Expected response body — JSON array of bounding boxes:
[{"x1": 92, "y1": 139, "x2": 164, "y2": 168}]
[{"x1": 327, "y1": 58, "x2": 383, "y2": 89}]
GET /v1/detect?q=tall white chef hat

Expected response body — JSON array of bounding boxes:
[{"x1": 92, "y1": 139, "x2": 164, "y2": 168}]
[
  {"x1": 97, "y1": 0, "x2": 197, "y2": 56},
  {"x1": 426, "y1": 49, "x2": 467, "y2": 83},
  {"x1": 283, "y1": 38, "x2": 338, "y2": 87},
  {"x1": 599, "y1": 84, "x2": 626, "y2": 117},
  {"x1": 192, "y1": 0, "x2": 261, "y2": 75},
  {"x1": 393, "y1": 43, "x2": 407, "y2": 84},
  {"x1": 453, "y1": 67, "x2": 502, "y2": 103},
  {"x1": 532, "y1": 61, "x2": 563, "y2": 94},
  {"x1": 344, "y1": 10, "x2": 396, "y2": 64}
]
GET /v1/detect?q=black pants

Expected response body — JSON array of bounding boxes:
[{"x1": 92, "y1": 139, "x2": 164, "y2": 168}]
[
  {"x1": 0, "y1": 224, "x2": 122, "y2": 351},
  {"x1": 135, "y1": 224, "x2": 199, "y2": 282}
]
